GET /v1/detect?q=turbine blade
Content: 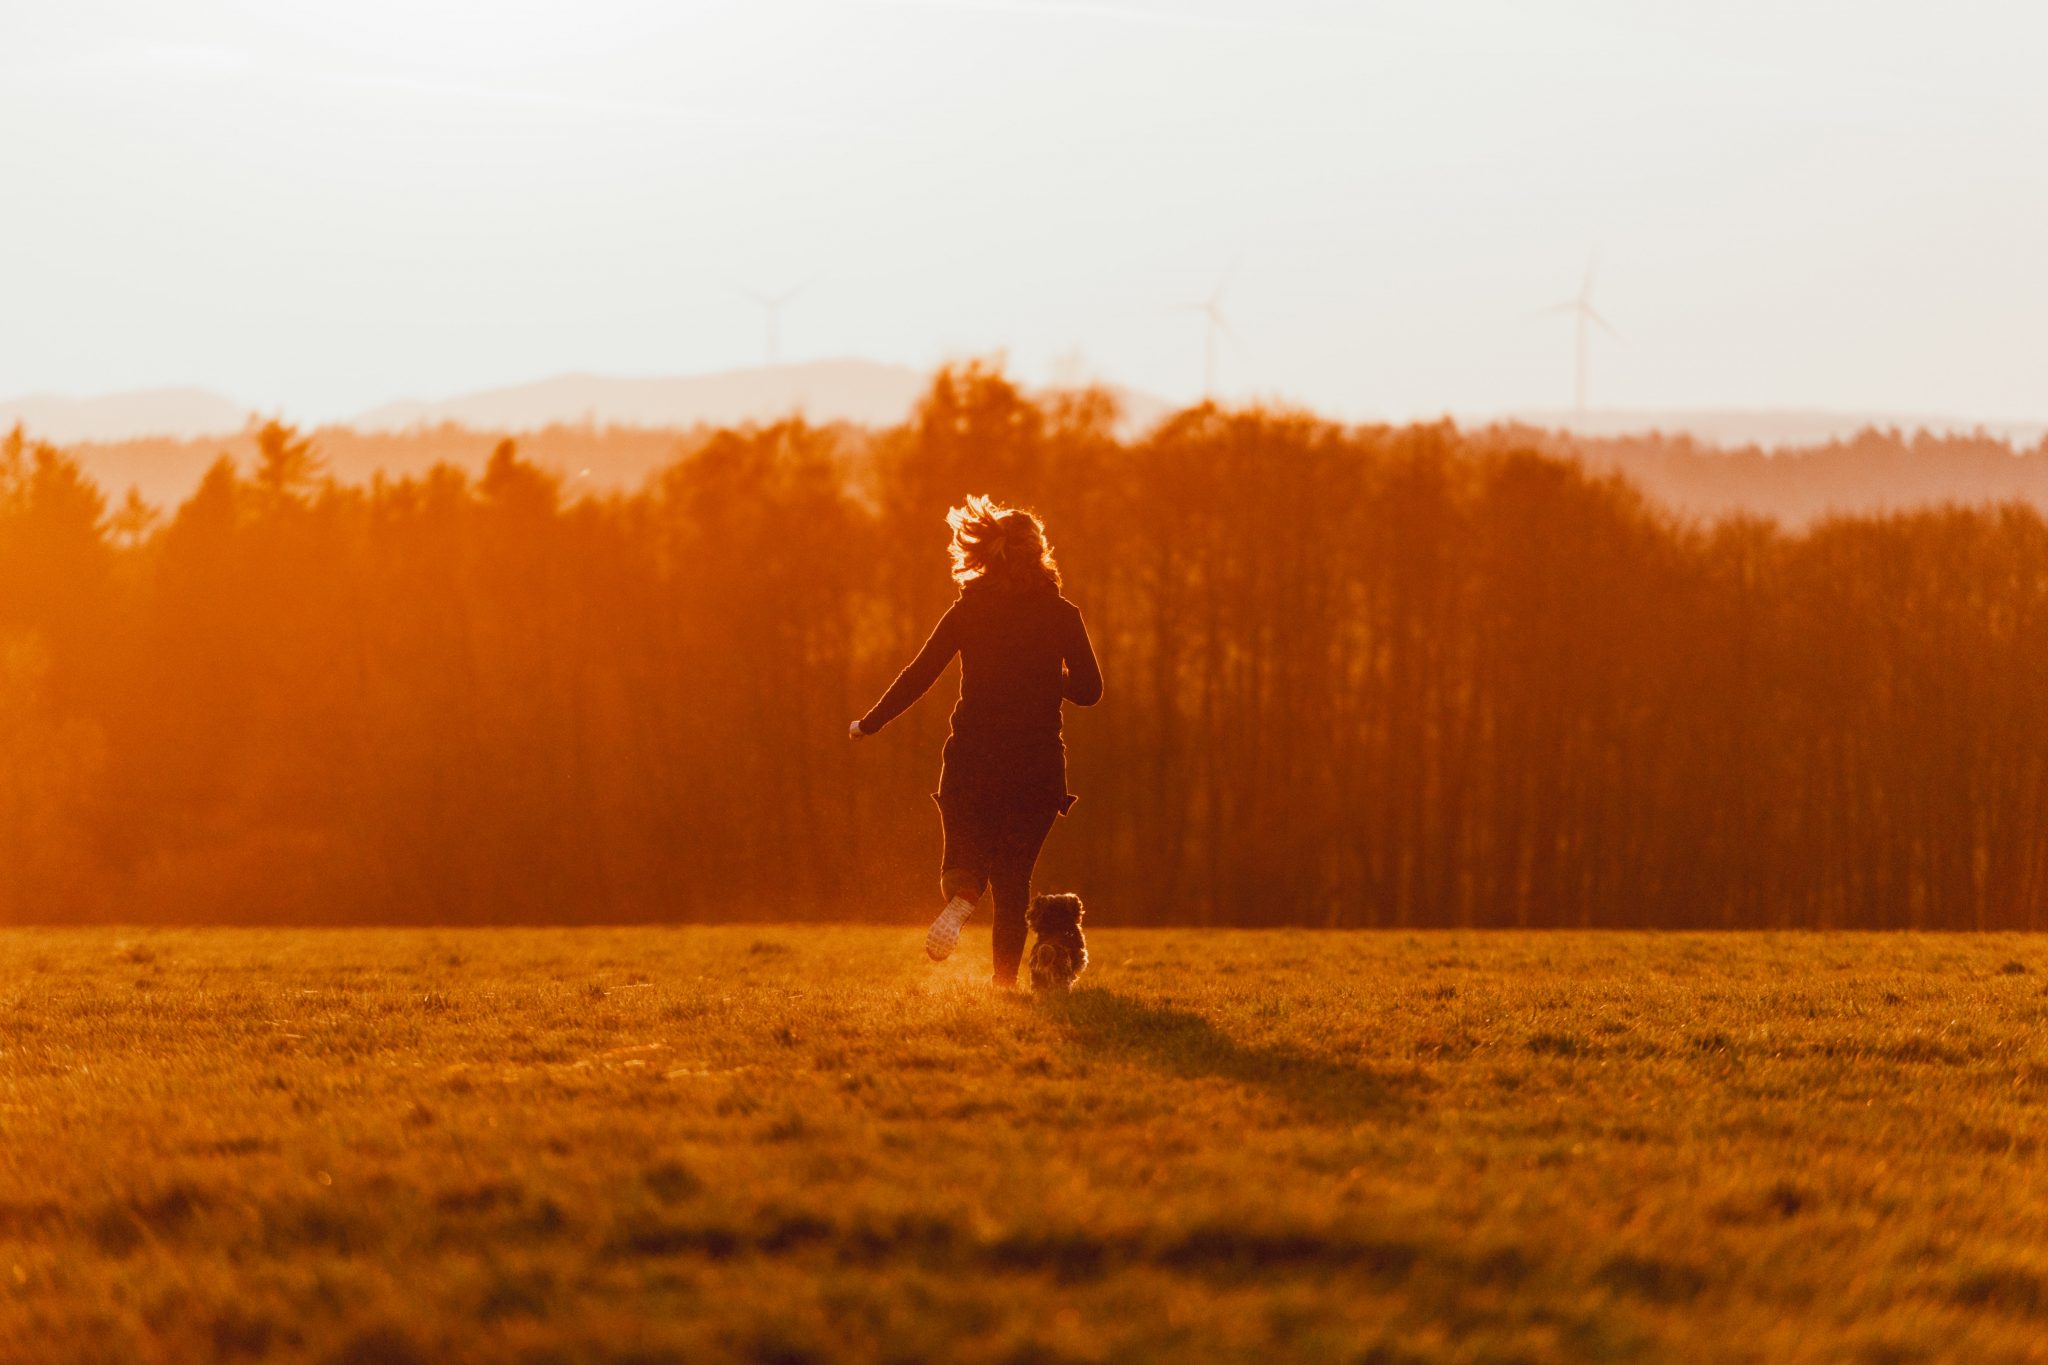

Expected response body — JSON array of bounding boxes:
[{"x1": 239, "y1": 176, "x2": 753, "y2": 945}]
[
  {"x1": 1212, "y1": 253, "x2": 1243, "y2": 309},
  {"x1": 743, "y1": 278, "x2": 812, "y2": 308},
  {"x1": 1585, "y1": 305, "x2": 1618, "y2": 339}
]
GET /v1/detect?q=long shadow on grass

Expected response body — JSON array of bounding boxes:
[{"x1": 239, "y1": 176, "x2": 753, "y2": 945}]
[{"x1": 1035, "y1": 989, "x2": 1416, "y2": 1123}]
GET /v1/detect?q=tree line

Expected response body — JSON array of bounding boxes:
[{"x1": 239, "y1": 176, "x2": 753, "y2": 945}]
[
  {"x1": 5, "y1": 366, "x2": 2048, "y2": 928},
  {"x1": 59, "y1": 411, "x2": 2048, "y2": 531}
]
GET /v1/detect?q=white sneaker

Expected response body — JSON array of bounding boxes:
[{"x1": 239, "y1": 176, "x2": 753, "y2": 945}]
[{"x1": 925, "y1": 897, "x2": 976, "y2": 962}]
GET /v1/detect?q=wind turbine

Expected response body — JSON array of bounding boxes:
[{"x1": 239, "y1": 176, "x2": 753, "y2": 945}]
[
  {"x1": 743, "y1": 282, "x2": 806, "y2": 366},
  {"x1": 1534, "y1": 254, "x2": 1617, "y2": 412},
  {"x1": 1175, "y1": 267, "x2": 1237, "y2": 398}
]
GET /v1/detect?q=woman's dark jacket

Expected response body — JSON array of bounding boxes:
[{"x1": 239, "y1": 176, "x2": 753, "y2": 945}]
[{"x1": 858, "y1": 579, "x2": 1103, "y2": 814}]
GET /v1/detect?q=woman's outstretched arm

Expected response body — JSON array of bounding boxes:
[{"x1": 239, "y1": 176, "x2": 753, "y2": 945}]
[
  {"x1": 1061, "y1": 603, "x2": 1103, "y2": 707},
  {"x1": 853, "y1": 604, "x2": 962, "y2": 735}
]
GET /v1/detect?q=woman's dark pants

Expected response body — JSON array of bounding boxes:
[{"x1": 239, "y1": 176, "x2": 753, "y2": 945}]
[{"x1": 938, "y1": 796, "x2": 1059, "y2": 984}]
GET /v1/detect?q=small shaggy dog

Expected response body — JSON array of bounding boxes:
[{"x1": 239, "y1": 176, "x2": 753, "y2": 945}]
[{"x1": 1025, "y1": 893, "x2": 1088, "y2": 992}]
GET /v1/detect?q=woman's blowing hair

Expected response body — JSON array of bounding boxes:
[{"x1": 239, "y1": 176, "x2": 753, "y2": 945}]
[{"x1": 947, "y1": 495, "x2": 1060, "y2": 591}]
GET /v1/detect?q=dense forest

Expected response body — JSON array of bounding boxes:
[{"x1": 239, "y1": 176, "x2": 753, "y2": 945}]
[{"x1": 7, "y1": 365, "x2": 2048, "y2": 929}]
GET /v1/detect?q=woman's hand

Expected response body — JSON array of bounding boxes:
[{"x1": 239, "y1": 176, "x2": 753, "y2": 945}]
[{"x1": 848, "y1": 720, "x2": 869, "y2": 740}]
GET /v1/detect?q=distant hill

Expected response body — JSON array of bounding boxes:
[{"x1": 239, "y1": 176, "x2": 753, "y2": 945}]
[
  {"x1": 351, "y1": 358, "x2": 1174, "y2": 435},
  {"x1": 351, "y1": 359, "x2": 937, "y2": 433},
  {"x1": 1, "y1": 387, "x2": 247, "y2": 443},
  {"x1": 1498, "y1": 408, "x2": 2048, "y2": 451},
  {"x1": 9, "y1": 381, "x2": 2043, "y2": 456}
]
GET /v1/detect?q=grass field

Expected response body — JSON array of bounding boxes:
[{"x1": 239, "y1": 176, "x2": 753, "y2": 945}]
[{"x1": 4, "y1": 928, "x2": 2048, "y2": 1364}]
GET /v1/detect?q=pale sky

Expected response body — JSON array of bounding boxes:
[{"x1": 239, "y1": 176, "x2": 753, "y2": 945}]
[{"x1": 3, "y1": 0, "x2": 2044, "y2": 423}]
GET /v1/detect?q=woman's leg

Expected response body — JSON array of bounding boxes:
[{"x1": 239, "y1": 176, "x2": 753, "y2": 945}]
[
  {"x1": 927, "y1": 797, "x2": 994, "y2": 962},
  {"x1": 988, "y1": 806, "x2": 1059, "y2": 985},
  {"x1": 937, "y1": 797, "x2": 992, "y2": 905}
]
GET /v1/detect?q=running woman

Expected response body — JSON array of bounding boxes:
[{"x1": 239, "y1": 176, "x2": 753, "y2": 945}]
[{"x1": 849, "y1": 496, "x2": 1102, "y2": 987}]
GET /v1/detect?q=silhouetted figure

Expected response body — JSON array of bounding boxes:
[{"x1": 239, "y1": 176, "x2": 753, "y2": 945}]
[{"x1": 850, "y1": 496, "x2": 1102, "y2": 986}]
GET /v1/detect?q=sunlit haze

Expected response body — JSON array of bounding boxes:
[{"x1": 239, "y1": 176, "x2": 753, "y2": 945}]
[
  {"x1": 15, "y1": 9, "x2": 2048, "y2": 1356},
  {"x1": 5, "y1": 0, "x2": 2045, "y2": 423}
]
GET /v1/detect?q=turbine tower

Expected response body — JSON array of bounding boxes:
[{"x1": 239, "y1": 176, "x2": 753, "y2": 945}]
[
  {"x1": 1176, "y1": 269, "x2": 1236, "y2": 398},
  {"x1": 1535, "y1": 254, "x2": 1616, "y2": 412},
  {"x1": 744, "y1": 283, "x2": 805, "y2": 366}
]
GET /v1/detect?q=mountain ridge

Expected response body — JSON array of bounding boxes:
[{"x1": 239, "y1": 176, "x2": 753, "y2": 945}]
[
  {"x1": 7, "y1": 369, "x2": 2045, "y2": 454},
  {"x1": 0, "y1": 387, "x2": 250, "y2": 445}
]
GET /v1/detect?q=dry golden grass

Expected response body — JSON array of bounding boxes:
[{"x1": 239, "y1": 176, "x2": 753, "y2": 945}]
[{"x1": 3, "y1": 928, "x2": 2048, "y2": 1363}]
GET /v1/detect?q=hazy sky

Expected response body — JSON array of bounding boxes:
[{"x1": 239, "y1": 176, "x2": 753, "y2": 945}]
[{"x1": 3, "y1": 0, "x2": 2044, "y2": 422}]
